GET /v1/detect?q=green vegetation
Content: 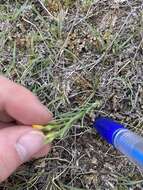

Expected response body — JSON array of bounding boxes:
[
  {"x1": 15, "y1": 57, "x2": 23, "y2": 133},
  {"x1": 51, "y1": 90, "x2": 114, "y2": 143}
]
[{"x1": 0, "y1": 0, "x2": 143, "y2": 189}]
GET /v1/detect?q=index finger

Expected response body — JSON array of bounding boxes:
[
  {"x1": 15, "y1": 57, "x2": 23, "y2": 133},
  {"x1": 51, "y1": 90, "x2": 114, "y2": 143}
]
[{"x1": 0, "y1": 76, "x2": 53, "y2": 125}]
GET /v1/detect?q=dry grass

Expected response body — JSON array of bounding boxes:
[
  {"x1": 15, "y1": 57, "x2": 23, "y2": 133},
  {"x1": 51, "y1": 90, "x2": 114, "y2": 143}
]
[{"x1": 0, "y1": 0, "x2": 143, "y2": 189}]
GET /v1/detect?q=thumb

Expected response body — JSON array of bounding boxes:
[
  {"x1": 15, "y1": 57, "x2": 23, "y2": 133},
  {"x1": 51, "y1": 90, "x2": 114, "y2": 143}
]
[{"x1": 0, "y1": 126, "x2": 45, "y2": 182}]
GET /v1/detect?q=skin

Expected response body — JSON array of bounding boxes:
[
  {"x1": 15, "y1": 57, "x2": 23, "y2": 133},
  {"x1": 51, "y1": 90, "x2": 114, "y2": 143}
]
[{"x1": 0, "y1": 76, "x2": 53, "y2": 182}]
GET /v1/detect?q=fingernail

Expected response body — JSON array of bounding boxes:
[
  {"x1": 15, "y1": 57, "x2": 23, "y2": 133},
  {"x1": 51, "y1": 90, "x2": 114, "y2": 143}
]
[
  {"x1": 16, "y1": 131, "x2": 45, "y2": 162},
  {"x1": 44, "y1": 107, "x2": 53, "y2": 119}
]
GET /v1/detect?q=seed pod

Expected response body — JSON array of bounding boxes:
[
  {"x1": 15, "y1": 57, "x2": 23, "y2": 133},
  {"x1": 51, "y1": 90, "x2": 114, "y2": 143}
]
[
  {"x1": 32, "y1": 125, "x2": 44, "y2": 130},
  {"x1": 43, "y1": 124, "x2": 60, "y2": 131},
  {"x1": 45, "y1": 131, "x2": 60, "y2": 143}
]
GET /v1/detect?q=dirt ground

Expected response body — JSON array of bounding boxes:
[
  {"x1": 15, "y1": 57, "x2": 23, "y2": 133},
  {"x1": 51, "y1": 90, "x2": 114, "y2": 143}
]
[{"x1": 0, "y1": 0, "x2": 143, "y2": 189}]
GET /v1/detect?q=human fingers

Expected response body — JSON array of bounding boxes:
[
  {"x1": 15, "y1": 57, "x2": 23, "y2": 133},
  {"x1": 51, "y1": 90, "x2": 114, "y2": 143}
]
[
  {"x1": 0, "y1": 126, "x2": 46, "y2": 182},
  {"x1": 33, "y1": 144, "x2": 51, "y2": 158},
  {"x1": 0, "y1": 76, "x2": 53, "y2": 125}
]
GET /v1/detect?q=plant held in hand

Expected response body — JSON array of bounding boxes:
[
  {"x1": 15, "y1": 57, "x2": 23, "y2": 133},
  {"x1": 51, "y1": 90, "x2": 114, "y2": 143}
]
[{"x1": 33, "y1": 101, "x2": 101, "y2": 143}]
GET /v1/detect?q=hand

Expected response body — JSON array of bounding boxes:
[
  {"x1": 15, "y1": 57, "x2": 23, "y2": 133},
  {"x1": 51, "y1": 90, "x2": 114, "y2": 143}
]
[{"x1": 0, "y1": 76, "x2": 53, "y2": 182}]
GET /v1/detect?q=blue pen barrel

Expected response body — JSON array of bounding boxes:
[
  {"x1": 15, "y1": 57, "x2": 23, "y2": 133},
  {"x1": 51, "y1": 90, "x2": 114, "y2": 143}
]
[
  {"x1": 94, "y1": 117, "x2": 143, "y2": 169},
  {"x1": 114, "y1": 129, "x2": 143, "y2": 169}
]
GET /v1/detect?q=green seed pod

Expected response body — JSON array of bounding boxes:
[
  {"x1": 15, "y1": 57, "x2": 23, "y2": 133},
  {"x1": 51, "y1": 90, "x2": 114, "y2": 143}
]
[
  {"x1": 45, "y1": 131, "x2": 60, "y2": 143},
  {"x1": 42, "y1": 124, "x2": 60, "y2": 132}
]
